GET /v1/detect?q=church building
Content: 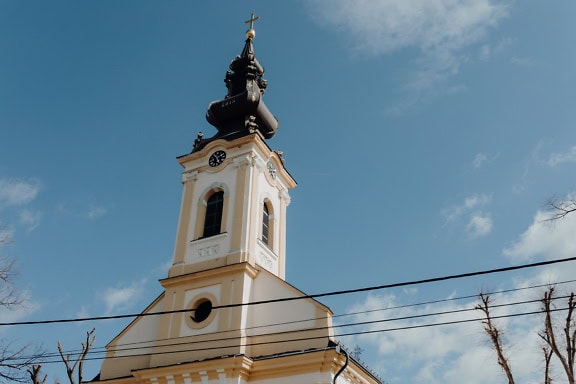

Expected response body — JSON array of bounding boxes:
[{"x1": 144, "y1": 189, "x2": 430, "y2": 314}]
[{"x1": 88, "y1": 15, "x2": 382, "y2": 384}]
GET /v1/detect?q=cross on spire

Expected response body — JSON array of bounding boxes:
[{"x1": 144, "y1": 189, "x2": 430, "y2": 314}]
[{"x1": 244, "y1": 12, "x2": 260, "y2": 31}]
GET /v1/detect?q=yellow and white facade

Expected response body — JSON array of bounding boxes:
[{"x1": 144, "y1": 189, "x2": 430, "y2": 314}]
[{"x1": 169, "y1": 134, "x2": 293, "y2": 280}]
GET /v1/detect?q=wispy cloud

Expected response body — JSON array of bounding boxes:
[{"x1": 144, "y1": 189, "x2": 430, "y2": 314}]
[
  {"x1": 342, "y1": 195, "x2": 576, "y2": 383},
  {"x1": 19, "y1": 209, "x2": 41, "y2": 233},
  {"x1": 100, "y1": 280, "x2": 146, "y2": 315},
  {"x1": 0, "y1": 179, "x2": 40, "y2": 209},
  {"x1": 309, "y1": 0, "x2": 510, "y2": 88},
  {"x1": 545, "y1": 146, "x2": 576, "y2": 167},
  {"x1": 466, "y1": 213, "x2": 493, "y2": 238},
  {"x1": 472, "y1": 152, "x2": 499, "y2": 169},
  {"x1": 341, "y1": 272, "x2": 572, "y2": 383},
  {"x1": 0, "y1": 228, "x2": 13, "y2": 245},
  {"x1": 0, "y1": 290, "x2": 40, "y2": 329},
  {"x1": 339, "y1": 293, "x2": 505, "y2": 384},
  {"x1": 503, "y1": 209, "x2": 576, "y2": 262},
  {"x1": 56, "y1": 202, "x2": 108, "y2": 221},
  {"x1": 0, "y1": 178, "x2": 41, "y2": 239},
  {"x1": 479, "y1": 44, "x2": 491, "y2": 61},
  {"x1": 479, "y1": 37, "x2": 513, "y2": 61},
  {"x1": 472, "y1": 153, "x2": 488, "y2": 168},
  {"x1": 76, "y1": 306, "x2": 89, "y2": 319},
  {"x1": 444, "y1": 193, "x2": 492, "y2": 222},
  {"x1": 443, "y1": 194, "x2": 493, "y2": 238},
  {"x1": 510, "y1": 56, "x2": 536, "y2": 67},
  {"x1": 87, "y1": 206, "x2": 107, "y2": 220}
]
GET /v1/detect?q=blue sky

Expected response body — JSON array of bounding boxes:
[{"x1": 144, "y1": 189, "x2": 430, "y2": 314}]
[{"x1": 1, "y1": 1, "x2": 576, "y2": 383}]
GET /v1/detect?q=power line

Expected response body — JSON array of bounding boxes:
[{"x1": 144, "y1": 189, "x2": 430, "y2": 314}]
[
  {"x1": 333, "y1": 278, "x2": 576, "y2": 320},
  {"x1": 2, "y1": 256, "x2": 575, "y2": 327},
  {"x1": 10, "y1": 282, "x2": 575, "y2": 364},
  {"x1": 53, "y1": 277, "x2": 576, "y2": 359},
  {"x1": 15, "y1": 303, "x2": 574, "y2": 366}
]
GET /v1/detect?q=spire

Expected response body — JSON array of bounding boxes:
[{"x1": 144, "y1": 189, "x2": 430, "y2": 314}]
[{"x1": 194, "y1": 13, "x2": 279, "y2": 152}]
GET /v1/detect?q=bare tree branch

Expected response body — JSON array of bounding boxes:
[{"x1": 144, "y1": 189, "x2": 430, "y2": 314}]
[
  {"x1": 0, "y1": 253, "x2": 45, "y2": 383},
  {"x1": 0, "y1": 235, "x2": 19, "y2": 309},
  {"x1": 476, "y1": 293, "x2": 516, "y2": 384},
  {"x1": 0, "y1": 233, "x2": 9, "y2": 246},
  {"x1": 539, "y1": 288, "x2": 576, "y2": 384},
  {"x1": 566, "y1": 293, "x2": 576, "y2": 381},
  {"x1": 27, "y1": 364, "x2": 46, "y2": 384},
  {"x1": 545, "y1": 198, "x2": 576, "y2": 222},
  {"x1": 543, "y1": 346, "x2": 553, "y2": 384},
  {"x1": 0, "y1": 256, "x2": 21, "y2": 308},
  {"x1": 0, "y1": 341, "x2": 45, "y2": 383},
  {"x1": 58, "y1": 328, "x2": 95, "y2": 384}
]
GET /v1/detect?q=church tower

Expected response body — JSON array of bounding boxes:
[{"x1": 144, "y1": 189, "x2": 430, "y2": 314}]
[{"x1": 89, "y1": 15, "x2": 382, "y2": 384}]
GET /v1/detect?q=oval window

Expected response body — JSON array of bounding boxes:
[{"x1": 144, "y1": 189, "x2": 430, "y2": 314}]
[{"x1": 191, "y1": 299, "x2": 213, "y2": 323}]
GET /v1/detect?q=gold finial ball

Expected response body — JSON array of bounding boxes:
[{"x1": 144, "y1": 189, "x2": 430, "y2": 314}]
[{"x1": 246, "y1": 29, "x2": 256, "y2": 39}]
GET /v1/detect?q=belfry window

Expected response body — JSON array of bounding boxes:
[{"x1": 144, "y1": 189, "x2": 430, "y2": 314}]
[
  {"x1": 262, "y1": 203, "x2": 270, "y2": 245},
  {"x1": 203, "y1": 191, "x2": 224, "y2": 238}
]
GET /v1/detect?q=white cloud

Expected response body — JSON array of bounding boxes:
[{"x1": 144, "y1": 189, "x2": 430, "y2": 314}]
[
  {"x1": 101, "y1": 280, "x2": 146, "y2": 315},
  {"x1": 87, "y1": 206, "x2": 107, "y2": 220},
  {"x1": 464, "y1": 194, "x2": 491, "y2": 209},
  {"x1": 545, "y1": 146, "x2": 576, "y2": 167},
  {"x1": 19, "y1": 209, "x2": 41, "y2": 233},
  {"x1": 159, "y1": 261, "x2": 173, "y2": 274},
  {"x1": 444, "y1": 193, "x2": 492, "y2": 222},
  {"x1": 472, "y1": 152, "x2": 500, "y2": 169},
  {"x1": 467, "y1": 213, "x2": 493, "y2": 238},
  {"x1": 76, "y1": 306, "x2": 89, "y2": 319},
  {"x1": 479, "y1": 37, "x2": 513, "y2": 61},
  {"x1": 0, "y1": 290, "x2": 40, "y2": 330},
  {"x1": 473, "y1": 153, "x2": 488, "y2": 168},
  {"x1": 472, "y1": 152, "x2": 499, "y2": 169},
  {"x1": 344, "y1": 203, "x2": 576, "y2": 383},
  {"x1": 479, "y1": 44, "x2": 491, "y2": 61},
  {"x1": 510, "y1": 56, "x2": 536, "y2": 67},
  {"x1": 309, "y1": 0, "x2": 510, "y2": 88},
  {"x1": 503, "y1": 210, "x2": 576, "y2": 262},
  {"x1": 0, "y1": 179, "x2": 40, "y2": 209},
  {"x1": 341, "y1": 284, "x2": 564, "y2": 384},
  {"x1": 340, "y1": 293, "x2": 498, "y2": 384},
  {"x1": 56, "y1": 202, "x2": 108, "y2": 221},
  {"x1": 0, "y1": 228, "x2": 13, "y2": 246},
  {"x1": 0, "y1": 179, "x2": 42, "y2": 237}
]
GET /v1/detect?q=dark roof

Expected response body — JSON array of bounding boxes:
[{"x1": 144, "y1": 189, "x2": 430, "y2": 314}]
[{"x1": 192, "y1": 22, "x2": 279, "y2": 153}]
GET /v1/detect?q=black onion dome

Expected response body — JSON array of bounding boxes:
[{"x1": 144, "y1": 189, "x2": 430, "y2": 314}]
[{"x1": 193, "y1": 19, "x2": 279, "y2": 152}]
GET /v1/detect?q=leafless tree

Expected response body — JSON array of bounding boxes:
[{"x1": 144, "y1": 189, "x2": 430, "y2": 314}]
[
  {"x1": 539, "y1": 288, "x2": 576, "y2": 384},
  {"x1": 478, "y1": 288, "x2": 576, "y2": 384},
  {"x1": 0, "y1": 342, "x2": 46, "y2": 383},
  {"x1": 0, "y1": 234, "x2": 20, "y2": 309},
  {"x1": 28, "y1": 328, "x2": 95, "y2": 384},
  {"x1": 58, "y1": 328, "x2": 95, "y2": 384},
  {"x1": 476, "y1": 294, "x2": 516, "y2": 384},
  {"x1": 0, "y1": 238, "x2": 46, "y2": 383}
]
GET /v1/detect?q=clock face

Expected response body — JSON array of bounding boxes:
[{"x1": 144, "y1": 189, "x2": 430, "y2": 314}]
[
  {"x1": 267, "y1": 161, "x2": 277, "y2": 179},
  {"x1": 208, "y1": 150, "x2": 226, "y2": 167}
]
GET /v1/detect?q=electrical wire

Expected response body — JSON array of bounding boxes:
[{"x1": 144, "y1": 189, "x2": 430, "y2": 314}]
[
  {"x1": 2, "y1": 256, "x2": 575, "y2": 327},
  {"x1": 9, "y1": 283, "x2": 575, "y2": 364},
  {"x1": 14, "y1": 303, "x2": 574, "y2": 366},
  {"x1": 47, "y1": 277, "x2": 576, "y2": 360}
]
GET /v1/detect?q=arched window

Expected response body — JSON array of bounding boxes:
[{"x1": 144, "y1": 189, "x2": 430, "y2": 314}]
[
  {"x1": 203, "y1": 191, "x2": 224, "y2": 238},
  {"x1": 262, "y1": 202, "x2": 270, "y2": 245}
]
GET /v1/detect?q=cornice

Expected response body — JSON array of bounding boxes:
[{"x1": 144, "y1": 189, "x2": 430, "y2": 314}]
[{"x1": 160, "y1": 262, "x2": 259, "y2": 289}]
